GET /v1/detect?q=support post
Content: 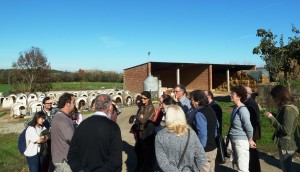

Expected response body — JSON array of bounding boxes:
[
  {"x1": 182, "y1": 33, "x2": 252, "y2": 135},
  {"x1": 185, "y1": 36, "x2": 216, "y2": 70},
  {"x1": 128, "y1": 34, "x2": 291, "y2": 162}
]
[
  {"x1": 227, "y1": 69, "x2": 230, "y2": 92},
  {"x1": 209, "y1": 65, "x2": 212, "y2": 91},
  {"x1": 176, "y1": 68, "x2": 180, "y2": 84}
]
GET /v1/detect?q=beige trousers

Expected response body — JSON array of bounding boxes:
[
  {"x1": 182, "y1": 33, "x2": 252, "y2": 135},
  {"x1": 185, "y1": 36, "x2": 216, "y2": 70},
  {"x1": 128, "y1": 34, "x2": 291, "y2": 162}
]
[{"x1": 201, "y1": 148, "x2": 218, "y2": 172}]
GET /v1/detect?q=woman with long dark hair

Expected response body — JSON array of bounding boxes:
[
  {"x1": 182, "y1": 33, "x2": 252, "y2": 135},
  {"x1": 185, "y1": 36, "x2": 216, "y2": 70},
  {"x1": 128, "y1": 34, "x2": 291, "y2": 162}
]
[
  {"x1": 24, "y1": 112, "x2": 48, "y2": 172},
  {"x1": 135, "y1": 91, "x2": 156, "y2": 172},
  {"x1": 264, "y1": 85, "x2": 300, "y2": 172}
]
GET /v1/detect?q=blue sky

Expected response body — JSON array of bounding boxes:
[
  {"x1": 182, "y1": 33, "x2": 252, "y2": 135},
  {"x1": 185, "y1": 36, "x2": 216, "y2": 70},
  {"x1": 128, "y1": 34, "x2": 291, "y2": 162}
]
[{"x1": 0, "y1": 0, "x2": 299, "y2": 72}]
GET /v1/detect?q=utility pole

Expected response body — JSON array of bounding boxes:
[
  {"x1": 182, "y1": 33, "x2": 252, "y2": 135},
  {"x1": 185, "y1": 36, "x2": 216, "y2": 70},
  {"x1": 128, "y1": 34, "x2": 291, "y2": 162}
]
[{"x1": 7, "y1": 69, "x2": 11, "y2": 95}]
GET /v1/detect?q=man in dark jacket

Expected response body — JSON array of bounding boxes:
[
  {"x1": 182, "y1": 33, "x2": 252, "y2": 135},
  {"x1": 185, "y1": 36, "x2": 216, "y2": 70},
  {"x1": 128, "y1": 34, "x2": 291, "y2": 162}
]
[
  {"x1": 244, "y1": 86, "x2": 261, "y2": 172},
  {"x1": 204, "y1": 90, "x2": 223, "y2": 134},
  {"x1": 40, "y1": 97, "x2": 56, "y2": 129},
  {"x1": 67, "y1": 94, "x2": 122, "y2": 172}
]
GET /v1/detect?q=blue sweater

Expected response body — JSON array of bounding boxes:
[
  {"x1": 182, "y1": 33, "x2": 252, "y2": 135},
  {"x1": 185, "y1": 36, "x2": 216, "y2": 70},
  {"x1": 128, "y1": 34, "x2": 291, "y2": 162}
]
[{"x1": 229, "y1": 106, "x2": 253, "y2": 140}]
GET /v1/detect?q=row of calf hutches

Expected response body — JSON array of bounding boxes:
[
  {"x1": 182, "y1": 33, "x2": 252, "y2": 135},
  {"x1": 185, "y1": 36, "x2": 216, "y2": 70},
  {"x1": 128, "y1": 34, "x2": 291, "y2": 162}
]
[{"x1": 0, "y1": 89, "x2": 136, "y2": 118}]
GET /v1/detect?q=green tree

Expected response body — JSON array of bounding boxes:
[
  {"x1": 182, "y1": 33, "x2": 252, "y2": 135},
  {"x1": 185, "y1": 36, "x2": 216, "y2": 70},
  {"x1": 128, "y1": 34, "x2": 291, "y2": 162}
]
[
  {"x1": 12, "y1": 47, "x2": 52, "y2": 93},
  {"x1": 253, "y1": 26, "x2": 300, "y2": 84}
]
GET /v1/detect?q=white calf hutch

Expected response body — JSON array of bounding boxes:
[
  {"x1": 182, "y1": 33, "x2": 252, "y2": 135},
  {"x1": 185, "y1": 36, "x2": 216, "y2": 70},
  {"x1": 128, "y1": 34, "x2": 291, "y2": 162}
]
[
  {"x1": 27, "y1": 93, "x2": 38, "y2": 105},
  {"x1": 75, "y1": 97, "x2": 87, "y2": 110},
  {"x1": 10, "y1": 103, "x2": 27, "y2": 118},
  {"x1": 16, "y1": 94, "x2": 27, "y2": 106},
  {"x1": 28, "y1": 101, "x2": 43, "y2": 115},
  {"x1": 2, "y1": 97, "x2": 14, "y2": 108}
]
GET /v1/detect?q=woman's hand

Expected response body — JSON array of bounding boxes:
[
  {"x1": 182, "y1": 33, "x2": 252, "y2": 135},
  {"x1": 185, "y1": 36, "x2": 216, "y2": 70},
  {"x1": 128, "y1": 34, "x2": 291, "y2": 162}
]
[
  {"x1": 36, "y1": 135, "x2": 47, "y2": 143},
  {"x1": 264, "y1": 111, "x2": 273, "y2": 118},
  {"x1": 249, "y1": 139, "x2": 256, "y2": 148}
]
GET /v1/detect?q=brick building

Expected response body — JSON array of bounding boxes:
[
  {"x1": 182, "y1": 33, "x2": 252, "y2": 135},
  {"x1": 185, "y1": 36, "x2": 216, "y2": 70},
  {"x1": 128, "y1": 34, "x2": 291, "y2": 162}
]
[{"x1": 123, "y1": 62, "x2": 256, "y2": 94}]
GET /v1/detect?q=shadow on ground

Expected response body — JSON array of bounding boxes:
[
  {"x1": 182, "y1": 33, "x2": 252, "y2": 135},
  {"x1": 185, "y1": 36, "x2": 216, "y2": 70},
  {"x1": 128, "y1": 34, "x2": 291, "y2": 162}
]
[
  {"x1": 259, "y1": 151, "x2": 300, "y2": 170},
  {"x1": 123, "y1": 141, "x2": 137, "y2": 172}
]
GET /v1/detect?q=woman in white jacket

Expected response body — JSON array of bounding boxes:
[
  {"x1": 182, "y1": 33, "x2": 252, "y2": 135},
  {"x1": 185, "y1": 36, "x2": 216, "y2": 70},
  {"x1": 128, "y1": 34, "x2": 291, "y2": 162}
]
[{"x1": 24, "y1": 112, "x2": 48, "y2": 172}]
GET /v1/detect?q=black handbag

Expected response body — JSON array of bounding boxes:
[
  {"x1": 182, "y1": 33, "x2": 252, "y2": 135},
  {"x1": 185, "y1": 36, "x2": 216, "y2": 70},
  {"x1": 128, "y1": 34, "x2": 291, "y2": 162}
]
[{"x1": 216, "y1": 128, "x2": 226, "y2": 164}]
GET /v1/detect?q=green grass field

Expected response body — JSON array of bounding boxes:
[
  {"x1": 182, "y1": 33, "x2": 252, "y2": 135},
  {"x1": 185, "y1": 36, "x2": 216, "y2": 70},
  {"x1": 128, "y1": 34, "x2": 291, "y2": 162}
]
[
  {"x1": 0, "y1": 133, "x2": 28, "y2": 172},
  {"x1": 0, "y1": 84, "x2": 8, "y2": 95},
  {"x1": 51, "y1": 82, "x2": 122, "y2": 90},
  {"x1": 0, "y1": 82, "x2": 123, "y2": 96},
  {"x1": 291, "y1": 81, "x2": 300, "y2": 86}
]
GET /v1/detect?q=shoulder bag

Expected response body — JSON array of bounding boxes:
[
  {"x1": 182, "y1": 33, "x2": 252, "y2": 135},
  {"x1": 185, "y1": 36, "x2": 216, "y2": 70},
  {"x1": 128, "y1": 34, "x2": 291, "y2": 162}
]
[
  {"x1": 215, "y1": 121, "x2": 226, "y2": 164},
  {"x1": 225, "y1": 106, "x2": 245, "y2": 156},
  {"x1": 177, "y1": 129, "x2": 193, "y2": 171}
]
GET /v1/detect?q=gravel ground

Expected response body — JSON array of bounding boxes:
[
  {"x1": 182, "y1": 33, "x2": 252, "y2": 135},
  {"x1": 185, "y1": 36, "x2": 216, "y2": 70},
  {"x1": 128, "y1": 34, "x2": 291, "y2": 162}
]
[{"x1": 1, "y1": 106, "x2": 298, "y2": 172}]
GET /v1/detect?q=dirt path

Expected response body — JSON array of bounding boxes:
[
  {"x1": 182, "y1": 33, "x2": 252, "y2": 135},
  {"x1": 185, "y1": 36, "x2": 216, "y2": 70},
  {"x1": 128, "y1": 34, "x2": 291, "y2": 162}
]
[
  {"x1": 1, "y1": 106, "x2": 299, "y2": 172},
  {"x1": 0, "y1": 108, "x2": 25, "y2": 134}
]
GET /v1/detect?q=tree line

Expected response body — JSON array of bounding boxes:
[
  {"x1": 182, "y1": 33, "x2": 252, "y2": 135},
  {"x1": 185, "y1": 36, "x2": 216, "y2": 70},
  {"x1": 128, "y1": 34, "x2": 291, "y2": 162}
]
[
  {"x1": 51, "y1": 69, "x2": 123, "y2": 83},
  {"x1": 0, "y1": 69, "x2": 123, "y2": 84},
  {"x1": 0, "y1": 46, "x2": 123, "y2": 93}
]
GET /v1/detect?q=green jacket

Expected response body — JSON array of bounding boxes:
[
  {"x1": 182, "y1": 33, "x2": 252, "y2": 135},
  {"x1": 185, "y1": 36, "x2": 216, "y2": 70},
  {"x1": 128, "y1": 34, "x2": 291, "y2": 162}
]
[{"x1": 269, "y1": 104, "x2": 299, "y2": 151}]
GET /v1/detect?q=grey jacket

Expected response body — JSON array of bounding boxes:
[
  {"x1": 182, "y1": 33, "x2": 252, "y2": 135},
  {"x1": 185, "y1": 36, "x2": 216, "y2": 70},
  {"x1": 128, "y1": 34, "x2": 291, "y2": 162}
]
[{"x1": 155, "y1": 128, "x2": 206, "y2": 172}]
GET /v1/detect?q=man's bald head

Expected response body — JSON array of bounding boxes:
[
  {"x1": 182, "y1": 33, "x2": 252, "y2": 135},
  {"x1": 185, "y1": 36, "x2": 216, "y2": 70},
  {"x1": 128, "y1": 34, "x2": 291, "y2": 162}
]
[
  {"x1": 245, "y1": 86, "x2": 252, "y2": 98},
  {"x1": 95, "y1": 94, "x2": 112, "y2": 112}
]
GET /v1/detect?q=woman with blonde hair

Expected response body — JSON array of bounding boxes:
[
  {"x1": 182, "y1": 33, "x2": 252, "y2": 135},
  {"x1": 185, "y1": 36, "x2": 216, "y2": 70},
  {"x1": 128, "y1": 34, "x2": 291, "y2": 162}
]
[{"x1": 155, "y1": 105, "x2": 206, "y2": 171}]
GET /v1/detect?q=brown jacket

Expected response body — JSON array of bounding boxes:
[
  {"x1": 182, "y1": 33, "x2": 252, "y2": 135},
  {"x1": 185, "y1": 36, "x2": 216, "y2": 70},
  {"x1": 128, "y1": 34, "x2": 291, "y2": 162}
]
[{"x1": 136, "y1": 103, "x2": 155, "y2": 131}]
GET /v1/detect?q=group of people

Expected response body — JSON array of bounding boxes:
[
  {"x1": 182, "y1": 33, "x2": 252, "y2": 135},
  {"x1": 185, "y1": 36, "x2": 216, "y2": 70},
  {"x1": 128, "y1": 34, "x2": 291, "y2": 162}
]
[
  {"x1": 23, "y1": 93, "x2": 122, "y2": 172},
  {"x1": 130, "y1": 84, "x2": 299, "y2": 172},
  {"x1": 22, "y1": 84, "x2": 299, "y2": 172}
]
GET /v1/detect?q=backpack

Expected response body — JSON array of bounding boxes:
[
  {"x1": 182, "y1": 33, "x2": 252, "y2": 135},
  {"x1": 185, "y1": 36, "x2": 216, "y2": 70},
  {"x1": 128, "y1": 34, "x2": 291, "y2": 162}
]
[{"x1": 18, "y1": 128, "x2": 27, "y2": 155}]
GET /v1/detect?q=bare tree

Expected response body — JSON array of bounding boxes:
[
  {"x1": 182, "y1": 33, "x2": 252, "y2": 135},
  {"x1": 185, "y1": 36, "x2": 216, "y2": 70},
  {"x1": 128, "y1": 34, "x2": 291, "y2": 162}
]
[{"x1": 12, "y1": 47, "x2": 52, "y2": 93}]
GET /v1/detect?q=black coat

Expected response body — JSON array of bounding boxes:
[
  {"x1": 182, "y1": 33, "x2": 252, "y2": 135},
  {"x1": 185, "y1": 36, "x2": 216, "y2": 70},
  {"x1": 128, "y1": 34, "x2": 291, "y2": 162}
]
[
  {"x1": 244, "y1": 97, "x2": 261, "y2": 140},
  {"x1": 68, "y1": 115, "x2": 122, "y2": 172}
]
